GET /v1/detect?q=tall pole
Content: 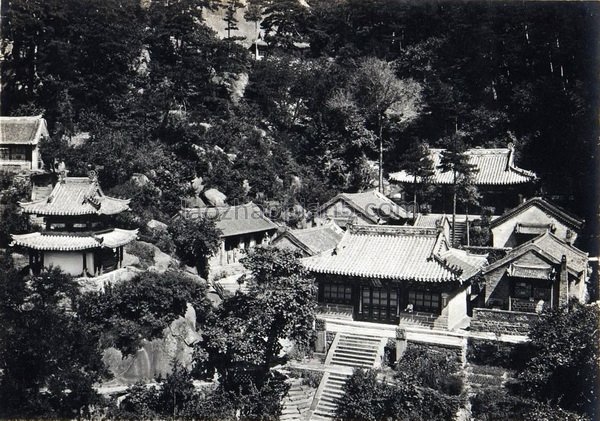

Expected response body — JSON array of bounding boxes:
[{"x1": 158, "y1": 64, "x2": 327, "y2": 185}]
[{"x1": 379, "y1": 115, "x2": 384, "y2": 193}]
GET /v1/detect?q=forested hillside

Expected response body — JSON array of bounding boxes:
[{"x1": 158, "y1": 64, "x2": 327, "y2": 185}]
[{"x1": 2, "y1": 0, "x2": 598, "y2": 247}]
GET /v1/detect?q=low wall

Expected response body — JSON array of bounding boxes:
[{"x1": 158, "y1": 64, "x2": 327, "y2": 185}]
[{"x1": 470, "y1": 308, "x2": 539, "y2": 336}]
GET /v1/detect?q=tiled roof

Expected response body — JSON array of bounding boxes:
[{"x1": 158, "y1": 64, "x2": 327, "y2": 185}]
[
  {"x1": 389, "y1": 146, "x2": 536, "y2": 185},
  {"x1": 178, "y1": 202, "x2": 278, "y2": 238},
  {"x1": 318, "y1": 190, "x2": 410, "y2": 224},
  {"x1": 413, "y1": 213, "x2": 445, "y2": 228},
  {"x1": 303, "y1": 225, "x2": 464, "y2": 283},
  {"x1": 531, "y1": 232, "x2": 588, "y2": 273},
  {"x1": 273, "y1": 221, "x2": 344, "y2": 256},
  {"x1": 482, "y1": 232, "x2": 588, "y2": 277},
  {"x1": 20, "y1": 177, "x2": 130, "y2": 216},
  {"x1": 11, "y1": 228, "x2": 138, "y2": 251},
  {"x1": 0, "y1": 115, "x2": 49, "y2": 145},
  {"x1": 437, "y1": 248, "x2": 488, "y2": 280},
  {"x1": 490, "y1": 197, "x2": 584, "y2": 231}
]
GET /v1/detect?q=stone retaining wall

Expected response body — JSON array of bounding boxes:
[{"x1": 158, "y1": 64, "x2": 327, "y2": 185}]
[{"x1": 471, "y1": 308, "x2": 539, "y2": 336}]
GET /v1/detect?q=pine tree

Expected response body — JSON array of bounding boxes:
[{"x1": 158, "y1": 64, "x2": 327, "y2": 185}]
[
  {"x1": 399, "y1": 141, "x2": 434, "y2": 214},
  {"x1": 439, "y1": 133, "x2": 478, "y2": 245}
]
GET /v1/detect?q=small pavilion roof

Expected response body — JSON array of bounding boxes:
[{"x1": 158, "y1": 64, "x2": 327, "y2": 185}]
[
  {"x1": 273, "y1": 221, "x2": 344, "y2": 256},
  {"x1": 303, "y1": 224, "x2": 483, "y2": 283},
  {"x1": 178, "y1": 202, "x2": 278, "y2": 238},
  {"x1": 0, "y1": 115, "x2": 49, "y2": 145},
  {"x1": 11, "y1": 228, "x2": 138, "y2": 251},
  {"x1": 389, "y1": 145, "x2": 536, "y2": 186},
  {"x1": 20, "y1": 176, "x2": 130, "y2": 216}
]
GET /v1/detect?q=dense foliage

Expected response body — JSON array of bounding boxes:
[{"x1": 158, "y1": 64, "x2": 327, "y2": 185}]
[
  {"x1": 468, "y1": 302, "x2": 599, "y2": 420},
  {"x1": 110, "y1": 363, "x2": 289, "y2": 421},
  {"x1": 77, "y1": 271, "x2": 213, "y2": 356},
  {"x1": 0, "y1": 264, "x2": 107, "y2": 418},
  {"x1": 168, "y1": 216, "x2": 222, "y2": 278},
  {"x1": 2, "y1": 0, "x2": 597, "y2": 250},
  {"x1": 196, "y1": 247, "x2": 316, "y2": 388},
  {"x1": 336, "y1": 368, "x2": 460, "y2": 421},
  {"x1": 518, "y1": 302, "x2": 599, "y2": 418},
  {"x1": 0, "y1": 174, "x2": 32, "y2": 247}
]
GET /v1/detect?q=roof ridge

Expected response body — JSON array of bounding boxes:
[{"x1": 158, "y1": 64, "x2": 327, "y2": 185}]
[
  {"x1": 349, "y1": 224, "x2": 439, "y2": 237},
  {"x1": 535, "y1": 231, "x2": 588, "y2": 257},
  {"x1": 490, "y1": 197, "x2": 583, "y2": 229}
]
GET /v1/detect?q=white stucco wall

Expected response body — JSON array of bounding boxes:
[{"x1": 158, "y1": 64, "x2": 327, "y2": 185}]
[
  {"x1": 445, "y1": 287, "x2": 468, "y2": 330},
  {"x1": 492, "y1": 206, "x2": 577, "y2": 248},
  {"x1": 44, "y1": 251, "x2": 84, "y2": 276},
  {"x1": 31, "y1": 146, "x2": 40, "y2": 170}
]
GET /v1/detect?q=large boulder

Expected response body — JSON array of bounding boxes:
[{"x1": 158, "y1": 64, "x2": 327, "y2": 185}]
[
  {"x1": 203, "y1": 188, "x2": 227, "y2": 206},
  {"x1": 102, "y1": 304, "x2": 201, "y2": 384},
  {"x1": 147, "y1": 219, "x2": 168, "y2": 231}
]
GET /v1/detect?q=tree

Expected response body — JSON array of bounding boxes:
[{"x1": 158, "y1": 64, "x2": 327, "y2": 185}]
[
  {"x1": 438, "y1": 133, "x2": 478, "y2": 245},
  {"x1": 0, "y1": 267, "x2": 107, "y2": 418},
  {"x1": 244, "y1": 0, "x2": 264, "y2": 59},
  {"x1": 336, "y1": 368, "x2": 459, "y2": 421},
  {"x1": 222, "y1": 0, "x2": 243, "y2": 40},
  {"x1": 112, "y1": 361, "x2": 287, "y2": 420},
  {"x1": 198, "y1": 247, "x2": 316, "y2": 386},
  {"x1": 261, "y1": 0, "x2": 309, "y2": 51},
  {"x1": 397, "y1": 141, "x2": 434, "y2": 213},
  {"x1": 240, "y1": 247, "x2": 317, "y2": 367},
  {"x1": 336, "y1": 58, "x2": 423, "y2": 193},
  {"x1": 518, "y1": 301, "x2": 599, "y2": 418},
  {"x1": 76, "y1": 270, "x2": 213, "y2": 356},
  {"x1": 168, "y1": 216, "x2": 222, "y2": 278},
  {"x1": 0, "y1": 174, "x2": 32, "y2": 247}
]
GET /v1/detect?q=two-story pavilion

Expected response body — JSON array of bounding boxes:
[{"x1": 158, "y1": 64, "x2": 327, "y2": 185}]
[
  {"x1": 303, "y1": 224, "x2": 487, "y2": 330},
  {"x1": 11, "y1": 173, "x2": 137, "y2": 276}
]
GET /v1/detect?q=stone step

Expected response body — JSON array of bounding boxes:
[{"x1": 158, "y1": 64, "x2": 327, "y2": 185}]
[
  {"x1": 338, "y1": 336, "x2": 382, "y2": 343},
  {"x1": 330, "y1": 356, "x2": 376, "y2": 365},
  {"x1": 331, "y1": 353, "x2": 376, "y2": 361},
  {"x1": 334, "y1": 346, "x2": 379, "y2": 355},
  {"x1": 332, "y1": 351, "x2": 377, "y2": 361}
]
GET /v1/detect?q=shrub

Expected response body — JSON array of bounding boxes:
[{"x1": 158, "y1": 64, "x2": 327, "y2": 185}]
[
  {"x1": 395, "y1": 343, "x2": 462, "y2": 395},
  {"x1": 287, "y1": 368, "x2": 323, "y2": 389},
  {"x1": 467, "y1": 338, "x2": 532, "y2": 370},
  {"x1": 152, "y1": 229, "x2": 175, "y2": 255},
  {"x1": 125, "y1": 241, "x2": 156, "y2": 269}
]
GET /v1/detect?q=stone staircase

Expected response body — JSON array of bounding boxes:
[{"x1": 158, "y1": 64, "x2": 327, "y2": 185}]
[
  {"x1": 325, "y1": 333, "x2": 386, "y2": 369},
  {"x1": 310, "y1": 333, "x2": 386, "y2": 420},
  {"x1": 281, "y1": 378, "x2": 315, "y2": 421},
  {"x1": 451, "y1": 220, "x2": 467, "y2": 246},
  {"x1": 310, "y1": 371, "x2": 351, "y2": 421}
]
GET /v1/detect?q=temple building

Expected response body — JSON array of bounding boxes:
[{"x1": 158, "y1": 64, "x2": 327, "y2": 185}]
[
  {"x1": 489, "y1": 197, "x2": 584, "y2": 248},
  {"x1": 389, "y1": 144, "x2": 537, "y2": 214},
  {"x1": 303, "y1": 224, "x2": 487, "y2": 330},
  {"x1": 10, "y1": 172, "x2": 137, "y2": 277},
  {"x1": 0, "y1": 115, "x2": 47, "y2": 174},
  {"x1": 272, "y1": 221, "x2": 344, "y2": 257},
  {"x1": 177, "y1": 202, "x2": 279, "y2": 271},
  {"x1": 315, "y1": 189, "x2": 411, "y2": 228},
  {"x1": 479, "y1": 231, "x2": 589, "y2": 313}
]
